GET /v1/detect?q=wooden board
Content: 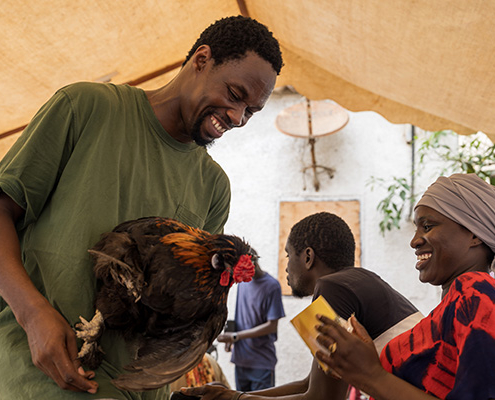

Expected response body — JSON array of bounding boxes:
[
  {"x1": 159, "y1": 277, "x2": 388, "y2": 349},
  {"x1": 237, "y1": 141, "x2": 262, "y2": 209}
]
[{"x1": 278, "y1": 200, "x2": 361, "y2": 295}]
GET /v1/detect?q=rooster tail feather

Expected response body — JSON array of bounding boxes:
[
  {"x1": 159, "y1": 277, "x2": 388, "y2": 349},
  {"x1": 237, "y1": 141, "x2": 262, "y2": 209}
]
[{"x1": 112, "y1": 341, "x2": 208, "y2": 391}]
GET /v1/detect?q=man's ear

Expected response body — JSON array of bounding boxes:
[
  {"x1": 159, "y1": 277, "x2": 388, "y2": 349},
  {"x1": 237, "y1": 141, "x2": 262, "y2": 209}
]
[
  {"x1": 304, "y1": 247, "x2": 315, "y2": 270},
  {"x1": 191, "y1": 44, "x2": 212, "y2": 72}
]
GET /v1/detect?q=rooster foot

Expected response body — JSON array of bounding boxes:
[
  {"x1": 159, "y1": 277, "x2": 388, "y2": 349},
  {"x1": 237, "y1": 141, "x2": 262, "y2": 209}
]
[{"x1": 75, "y1": 309, "x2": 105, "y2": 369}]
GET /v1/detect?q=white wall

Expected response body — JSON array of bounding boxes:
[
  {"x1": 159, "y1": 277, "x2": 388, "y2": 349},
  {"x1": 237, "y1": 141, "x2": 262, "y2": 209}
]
[{"x1": 207, "y1": 89, "x2": 443, "y2": 388}]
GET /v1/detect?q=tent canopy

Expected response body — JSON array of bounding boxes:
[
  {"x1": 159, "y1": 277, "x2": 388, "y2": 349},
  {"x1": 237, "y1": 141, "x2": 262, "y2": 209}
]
[{"x1": 2, "y1": 0, "x2": 494, "y2": 142}]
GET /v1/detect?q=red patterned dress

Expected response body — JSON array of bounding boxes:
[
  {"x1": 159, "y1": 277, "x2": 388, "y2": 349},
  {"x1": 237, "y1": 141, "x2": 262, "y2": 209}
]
[{"x1": 379, "y1": 271, "x2": 495, "y2": 399}]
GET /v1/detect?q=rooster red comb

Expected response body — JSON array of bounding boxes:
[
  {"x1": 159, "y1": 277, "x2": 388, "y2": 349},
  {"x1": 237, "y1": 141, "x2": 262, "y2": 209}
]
[
  {"x1": 219, "y1": 254, "x2": 255, "y2": 287},
  {"x1": 233, "y1": 254, "x2": 255, "y2": 283}
]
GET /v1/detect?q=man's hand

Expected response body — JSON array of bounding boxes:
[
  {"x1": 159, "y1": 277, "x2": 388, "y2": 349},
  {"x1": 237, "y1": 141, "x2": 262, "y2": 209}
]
[
  {"x1": 217, "y1": 332, "x2": 235, "y2": 344},
  {"x1": 181, "y1": 384, "x2": 239, "y2": 400},
  {"x1": 217, "y1": 332, "x2": 235, "y2": 352},
  {"x1": 23, "y1": 302, "x2": 98, "y2": 394}
]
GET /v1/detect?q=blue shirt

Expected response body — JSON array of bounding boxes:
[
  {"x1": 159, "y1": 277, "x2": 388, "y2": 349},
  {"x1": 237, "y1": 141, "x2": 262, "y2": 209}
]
[{"x1": 231, "y1": 273, "x2": 285, "y2": 370}]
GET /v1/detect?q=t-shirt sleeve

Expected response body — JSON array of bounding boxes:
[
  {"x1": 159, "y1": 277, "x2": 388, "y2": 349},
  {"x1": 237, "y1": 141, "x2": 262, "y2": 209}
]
[
  {"x1": 266, "y1": 280, "x2": 285, "y2": 321},
  {"x1": 0, "y1": 87, "x2": 79, "y2": 230},
  {"x1": 313, "y1": 278, "x2": 361, "y2": 321}
]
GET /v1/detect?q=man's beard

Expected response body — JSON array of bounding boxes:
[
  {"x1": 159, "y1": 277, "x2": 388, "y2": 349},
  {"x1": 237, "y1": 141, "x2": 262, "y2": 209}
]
[
  {"x1": 191, "y1": 113, "x2": 215, "y2": 148},
  {"x1": 291, "y1": 287, "x2": 310, "y2": 298},
  {"x1": 288, "y1": 275, "x2": 312, "y2": 298}
]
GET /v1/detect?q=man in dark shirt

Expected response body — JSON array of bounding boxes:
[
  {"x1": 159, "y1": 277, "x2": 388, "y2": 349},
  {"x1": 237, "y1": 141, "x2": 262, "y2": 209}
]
[{"x1": 184, "y1": 212, "x2": 422, "y2": 400}]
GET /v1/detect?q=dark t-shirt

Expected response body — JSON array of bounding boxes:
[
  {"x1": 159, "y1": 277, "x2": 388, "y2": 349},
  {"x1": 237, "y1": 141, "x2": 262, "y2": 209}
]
[{"x1": 314, "y1": 267, "x2": 419, "y2": 340}]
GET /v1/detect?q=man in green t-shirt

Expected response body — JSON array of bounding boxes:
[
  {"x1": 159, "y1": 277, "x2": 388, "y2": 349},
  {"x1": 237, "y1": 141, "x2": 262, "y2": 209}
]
[{"x1": 0, "y1": 16, "x2": 282, "y2": 400}]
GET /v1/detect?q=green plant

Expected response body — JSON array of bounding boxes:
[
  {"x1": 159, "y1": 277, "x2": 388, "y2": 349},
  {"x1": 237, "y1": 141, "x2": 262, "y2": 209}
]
[
  {"x1": 370, "y1": 130, "x2": 495, "y2": 235},
  {"x1": 419, "y1": 132, "x2": 495, "y2": 185},
  {"x1": 368, "y1": 176, "x2": 413, "y2": 234}
]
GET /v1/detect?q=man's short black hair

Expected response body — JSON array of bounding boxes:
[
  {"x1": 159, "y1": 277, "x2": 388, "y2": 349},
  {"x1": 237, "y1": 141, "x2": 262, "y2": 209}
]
[
  {"x1": 288, "y1": 212, "x2": 356, "y2": 271},
  {"x1": 183, "y1": 15, "x2": 283, "y2": 75}
]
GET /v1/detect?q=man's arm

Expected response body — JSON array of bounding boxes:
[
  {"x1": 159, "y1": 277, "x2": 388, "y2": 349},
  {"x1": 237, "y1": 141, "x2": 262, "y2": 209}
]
[
  {"x1": 248, "y1": 375, "x2": 308, "y2": 396},
  {"x1": 249, "y1": 358, "x2": 347, "y2": 400},
  {"x1": 183, "y1": 360, "x2": 348, "y2": 400},
  {"x1": 303, "y1": 358, "x2": 348, "y2": 400},
  {"x1": 0, "y1": 193, "x2": 98, "y2": 394},
  {"x1": 217, "y1": 319, "x2": 278, "y2": 345},
  {"x1": 183, "y1": 357, "x2": 348, "y2": 400}
]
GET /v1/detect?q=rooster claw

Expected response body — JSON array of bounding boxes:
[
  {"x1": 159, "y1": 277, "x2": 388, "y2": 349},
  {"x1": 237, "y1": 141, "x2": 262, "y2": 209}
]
[{"x1": 74, "y1": 309, "x2": 105, "y2": 369}]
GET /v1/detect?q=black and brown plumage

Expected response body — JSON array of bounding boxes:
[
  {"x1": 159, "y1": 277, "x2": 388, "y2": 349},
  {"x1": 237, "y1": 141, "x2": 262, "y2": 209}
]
[{"x1": 74, "y1": 216, "x2": 255, "y2": 391}]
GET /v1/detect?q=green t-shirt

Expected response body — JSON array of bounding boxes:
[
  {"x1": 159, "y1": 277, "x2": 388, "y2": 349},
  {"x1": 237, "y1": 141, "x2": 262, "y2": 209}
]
[{"x1": 0, "y1": 82, "x2": 231, "y2": 399}]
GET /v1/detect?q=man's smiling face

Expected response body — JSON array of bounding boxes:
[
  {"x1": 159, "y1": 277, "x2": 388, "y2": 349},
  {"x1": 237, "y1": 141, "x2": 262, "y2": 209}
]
[{"x1": 186, "y1": 50, "x2": 277, "y2": 147}]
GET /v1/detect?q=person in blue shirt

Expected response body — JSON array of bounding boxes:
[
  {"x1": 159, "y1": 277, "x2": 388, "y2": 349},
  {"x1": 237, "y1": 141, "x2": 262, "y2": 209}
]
[{"x1": 217, "y1": 249, "x2": 285, "y2": 391}]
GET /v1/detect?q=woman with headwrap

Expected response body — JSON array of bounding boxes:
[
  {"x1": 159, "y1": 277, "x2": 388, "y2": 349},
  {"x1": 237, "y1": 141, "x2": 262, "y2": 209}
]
[{"x1": 314, "y1": 173, "x2": 495, "y2": 400}]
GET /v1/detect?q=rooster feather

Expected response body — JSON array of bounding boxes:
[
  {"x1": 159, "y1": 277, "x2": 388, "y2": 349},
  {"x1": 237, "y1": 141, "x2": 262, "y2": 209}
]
[{"x1": 75, "y1": 216, "x2": 255, "y2": 391}]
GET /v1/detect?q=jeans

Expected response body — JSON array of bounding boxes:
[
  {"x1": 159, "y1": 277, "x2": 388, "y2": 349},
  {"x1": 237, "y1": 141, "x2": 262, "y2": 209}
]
[{"x1": 235, "y1": 365, "x2": 275, "y2": 391}]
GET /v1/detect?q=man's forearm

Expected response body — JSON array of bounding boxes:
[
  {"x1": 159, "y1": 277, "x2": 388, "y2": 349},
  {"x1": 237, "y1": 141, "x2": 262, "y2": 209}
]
[
  {"x1": 240, "y1": 319, "x2": 278, "y2": 339},
  {"x1": 0, "y1": 193, "x2": 99, "y2": 393},
  {"x1": 0, "y1": 195, "x2": 48, "y2": 327},
  {"x1": 248, "y1": 377, "x2": 308, "y2": 397},
  {"x1": 240, "y1": 393, "x2": 304, "y2": 400}
]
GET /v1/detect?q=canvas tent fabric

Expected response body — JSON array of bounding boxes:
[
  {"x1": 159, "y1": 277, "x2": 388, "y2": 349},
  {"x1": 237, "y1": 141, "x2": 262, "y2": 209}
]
[{"x1": 1, "y1": 0, "x2": 495, "y2": 146}]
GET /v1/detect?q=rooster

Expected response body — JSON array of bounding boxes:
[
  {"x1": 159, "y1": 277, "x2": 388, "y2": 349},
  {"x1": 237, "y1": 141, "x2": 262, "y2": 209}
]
[{"x1": 74, "y1": 216, "x2": 255, "y2": 392}]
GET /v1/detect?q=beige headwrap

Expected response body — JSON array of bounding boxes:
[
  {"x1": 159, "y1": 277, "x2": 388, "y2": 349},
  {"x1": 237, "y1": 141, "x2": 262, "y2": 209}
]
[{"x1": 415, "y1": 174, "x2": 495, "y2": 257}]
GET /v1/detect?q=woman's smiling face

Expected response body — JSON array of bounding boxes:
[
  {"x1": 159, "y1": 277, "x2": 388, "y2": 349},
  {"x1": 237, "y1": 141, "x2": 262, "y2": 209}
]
[{"x1": 410, "y1": 205, "x2": 481, "y2": 290}]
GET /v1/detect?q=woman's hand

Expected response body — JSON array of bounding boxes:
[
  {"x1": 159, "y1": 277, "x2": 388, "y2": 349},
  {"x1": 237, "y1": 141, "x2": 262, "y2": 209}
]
[{"x1": 314, "y1": 314, "x2": 386, "y2": 392}]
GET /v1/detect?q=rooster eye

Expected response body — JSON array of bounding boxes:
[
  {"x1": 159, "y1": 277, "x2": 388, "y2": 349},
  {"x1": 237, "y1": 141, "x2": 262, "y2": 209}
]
[{"x1": 212, "y1": 254, "x2": 222, "y2": 269}]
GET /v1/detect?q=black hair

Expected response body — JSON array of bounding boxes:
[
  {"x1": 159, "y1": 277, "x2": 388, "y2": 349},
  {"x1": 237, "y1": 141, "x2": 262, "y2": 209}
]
[
  {"x1": 288, "y1": 212, "x2": 356, "y2": 271},
  {"x1": 249, "y1": 246, "x2": 260, "y2": 264},
  {"x1": 183, "y1": 15, "x2": 283, "y2": 75}
]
